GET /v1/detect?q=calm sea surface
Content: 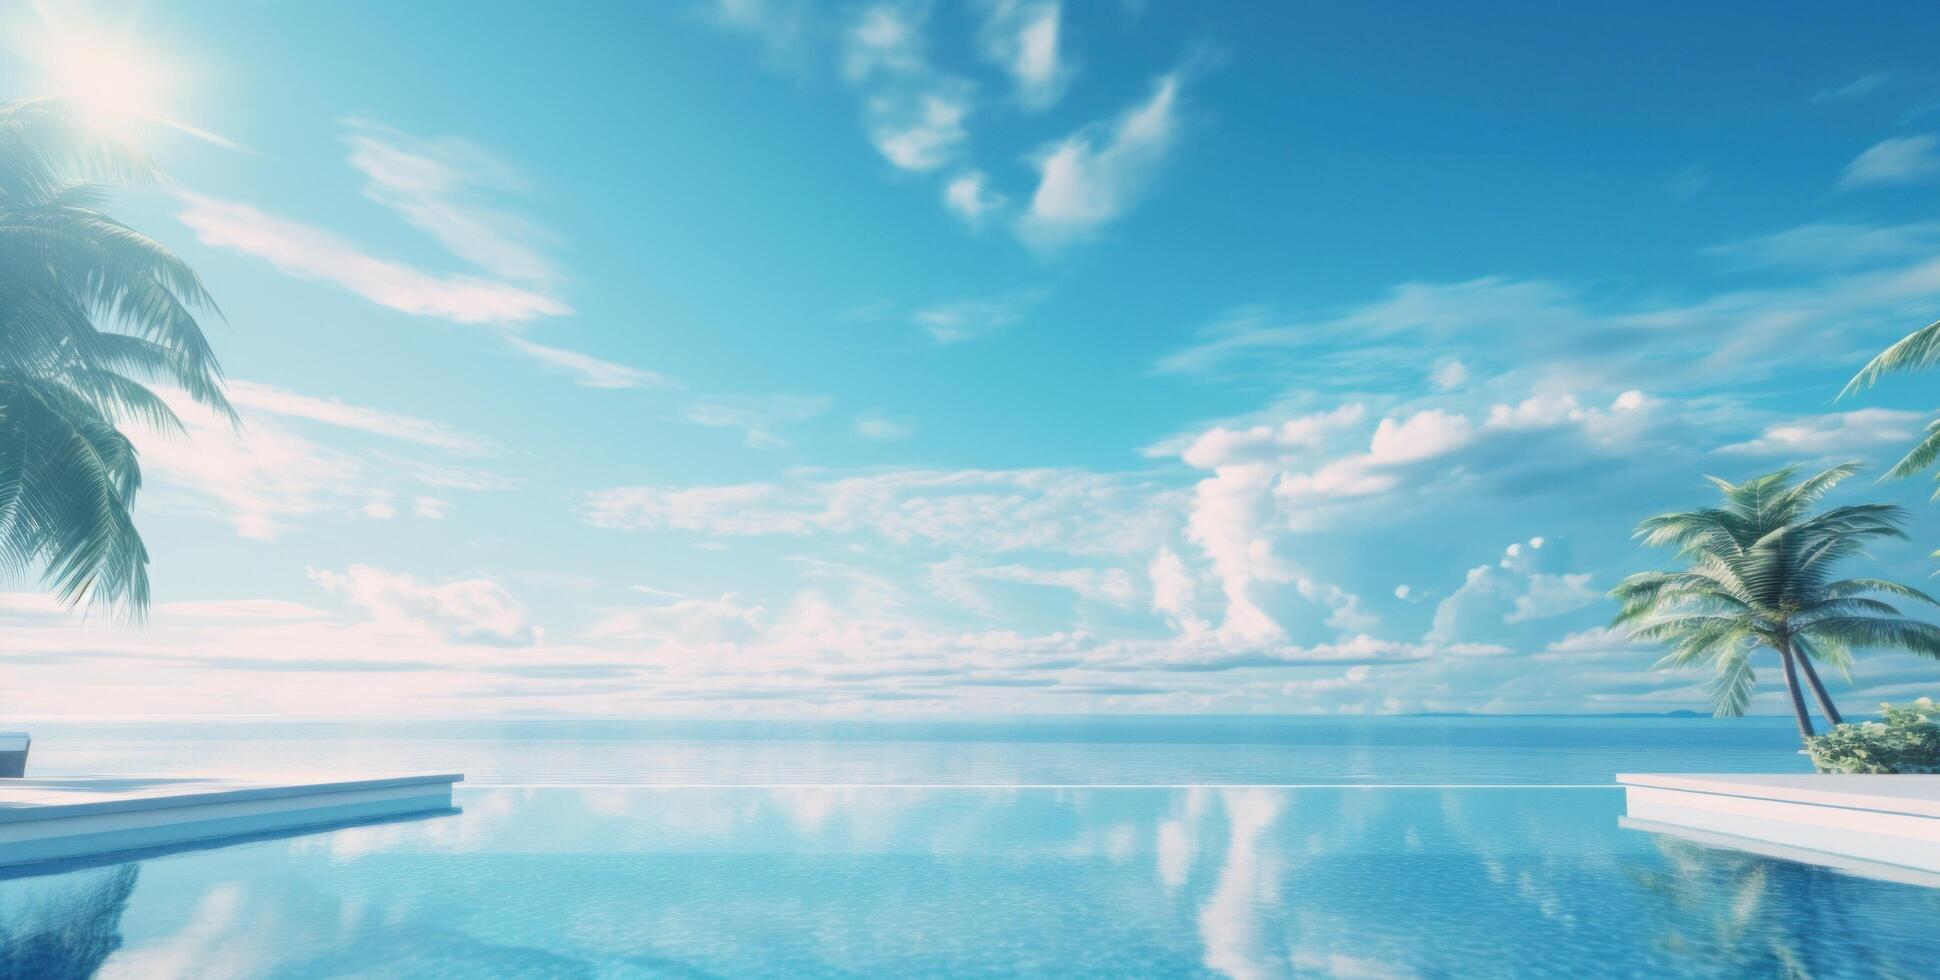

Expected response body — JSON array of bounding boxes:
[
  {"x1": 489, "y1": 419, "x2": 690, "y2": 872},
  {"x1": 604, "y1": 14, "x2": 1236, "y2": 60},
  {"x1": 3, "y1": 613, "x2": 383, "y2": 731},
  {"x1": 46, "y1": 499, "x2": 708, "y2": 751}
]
[
  {"x1": 6, "y1": 716, "x2": 1933, "y2": 978},
  {"x1": 20, "y1": 714, "x2": 1818, "y2": 784}
]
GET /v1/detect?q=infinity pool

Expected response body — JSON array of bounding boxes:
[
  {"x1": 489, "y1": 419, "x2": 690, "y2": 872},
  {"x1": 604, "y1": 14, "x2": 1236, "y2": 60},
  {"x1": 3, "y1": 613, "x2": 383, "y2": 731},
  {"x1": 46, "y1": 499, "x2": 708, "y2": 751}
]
[{"x1": 4, "y1": 784, "x2": 1936, "y2": 978}]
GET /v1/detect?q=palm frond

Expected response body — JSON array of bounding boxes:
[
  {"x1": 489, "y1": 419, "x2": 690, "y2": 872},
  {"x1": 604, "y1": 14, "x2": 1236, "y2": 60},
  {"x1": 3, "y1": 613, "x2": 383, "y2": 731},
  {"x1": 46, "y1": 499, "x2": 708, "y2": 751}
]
[
  {"x1": 1800, "y1": 617, "x2": 1940, "y2": 659},
  {"x1": 1885, "y1": 420, "x2": 1940, "y2": 481},
  {"x1": 1843, "y1": 317, "x2": 1940, "y2": 397},
  {"x1": 1708, "y1": 650, "x2": 1756, "y2": 718},
  {"x1": 0, "y1": 95, "x2": 226, "y2": 619}
]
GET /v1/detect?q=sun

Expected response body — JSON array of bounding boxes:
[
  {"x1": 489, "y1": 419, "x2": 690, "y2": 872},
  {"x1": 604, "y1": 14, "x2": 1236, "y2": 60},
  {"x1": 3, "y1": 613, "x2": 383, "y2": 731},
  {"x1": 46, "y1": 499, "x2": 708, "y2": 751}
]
[{"x1": 43, "y1": 31, "x2": 174, "y2": 132}]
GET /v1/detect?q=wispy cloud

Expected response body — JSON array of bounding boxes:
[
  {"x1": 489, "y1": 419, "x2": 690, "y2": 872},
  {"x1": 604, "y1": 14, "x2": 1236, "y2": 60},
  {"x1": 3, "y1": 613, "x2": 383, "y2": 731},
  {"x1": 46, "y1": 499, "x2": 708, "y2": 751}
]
[
  {"x1": 137, "y1": 390, "x2": 370, "y2": 541},
  {"x1": 698, "y1": 0, "x2": 814, "y2": 68},
  {"x1": 226, "y1": 380, "x2": 496, "y2": 454},
  {"x1": 310, "y1": 565, "x2": 539, "y2": 646},
  {"x1": 582, "y1": 467, "x2": 1177, "y2": 557},
  {"x1": 342, "y1": 119, "x2": 561, "y2": 286},
  {"x1": 152, "y1": 599, "x2": 329, "y2": 621},
  {"x1": 1840, "y1": 134, "x2": 1940, "y2": 188},
  {"x1": 929, "y1": 557, "x2": 1137, "y2": 612},
  {"x1": 854, "y1": 412, "x2": 918, "y2": 440},
  {"x1": 137, "y1": 384, "x2": 507, "y2": 540},
  {"x1": 911, "y1": 290, "x2": 1043, "y2": 342},
  {"x1": 977, "y1": 1, "x2": 1073, "y2": 111},
  {"x1": 1714, "y1": 407, "x2": 1926, "y2": 456},
  {"x1": 173, "y1": 191, "x2": 569, "y2": 324},
  {"x1": 944, "y1": 170, "x2": 1006, "y2": 227},
  {"x1": 1153, "y1": 237, "x2": 1940, "y2": 394},
  {"x1": 842, "y1": 3, "x2": 976, "y2": 172},
  {"x1": 1018, "y1": 72, "x2": 1183, "y2": 247},
  {"x1": 1812, "y1": 72, "x2": 1889, "y2": 104},
  {"x1": 504, "y1": 336, "x2": 674, "y2": 389},
  {"x1": 174, "y1": 119, "x2": 574, "y2": 329},
  {"x1": 587, "y1": 592, "x2": 765, "y2": 644},
  {"x1": 1705, "y1": 220, "x2": 1940, "y2": 270},
  {"x1": 681, "y1": 393, "x2": 832, "y2": 448}
]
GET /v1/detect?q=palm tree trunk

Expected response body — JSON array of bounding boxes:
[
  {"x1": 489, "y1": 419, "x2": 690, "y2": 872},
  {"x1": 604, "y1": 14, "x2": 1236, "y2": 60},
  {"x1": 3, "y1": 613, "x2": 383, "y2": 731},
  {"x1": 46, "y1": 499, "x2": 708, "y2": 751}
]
[
  {"x1": 1777, "y1": 641, "x2": 1816, "y2": 743},
  {"x1": 1793, "y1": 651, "x2": 1844, "y2": 726}
]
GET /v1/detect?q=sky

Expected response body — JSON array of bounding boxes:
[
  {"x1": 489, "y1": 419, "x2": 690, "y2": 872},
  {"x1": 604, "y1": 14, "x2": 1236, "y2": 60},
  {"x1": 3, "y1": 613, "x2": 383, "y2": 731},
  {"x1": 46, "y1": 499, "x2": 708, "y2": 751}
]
[{"x1": 6, "y1": 1, "x2": 1940, "y2": 717}]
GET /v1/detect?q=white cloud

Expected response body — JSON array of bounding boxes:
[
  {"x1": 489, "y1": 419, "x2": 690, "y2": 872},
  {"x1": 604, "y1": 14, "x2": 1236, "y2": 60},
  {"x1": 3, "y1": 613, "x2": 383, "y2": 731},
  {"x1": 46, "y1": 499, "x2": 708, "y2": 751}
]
[
  {"x1": 1714, "y1": 407, "x2": 1926, "y2": 457},
  {"x1": 1148, "y1": 547, "x2": 1208, "y2": 635},
  {"x1": 1841, "y1": 134, "x2": 1940, "y2": 188},
  {"x1": 1163, "y1": 390, "x2": 1666, "y2": 650},
  {"x1": 1431, "y1": 359, "x2": 1469, "y2": 390},
  {"x1": 865, "y1": 85, "x2": 974, "y2": 171},
  {"x1": 412, "y1": 496, "x2": 454, "y2": 519},
  {"x1": 504, "y1": 336, "x2": 673, "y2": 389},
  {"x1": 1178, "y1": 404, "x2": 1368, "y2": 469},
  {"x1": 1429, "y1": 537, "x2": 1596, "y2": 641},
  {"x1": 1278, "y1": 409, "x2": 1476, "y2": 503},
  {"x1": 842, "y1": 3, "x2": 975, "y2": 172},
  {"x1": 977, "y1": 1, "x2": 1072, "y2": 111},
  {"x1": 1185, "y1": 461, "x2": 1286, "y2": 644},
  {"x1": 854, "y1": 412, "x2": 918, "y2": 440},
  {"x1": 842, "y1": 3, "x2": 927, "y2": 80},
  {"x1": 1172, "y1": 404, "x2": 1380, "y2": 644},
  {"x1": 1295, "y1": 578, "x2": 1378, "y2": 632},
  {"x1": 681, "y1": 393, "x2": 832, "y2": 448},
  {"x1": 1506, "y1": 573, "x2": 1598, "y2": 624},
  {"x1": 310, "y1": 565, "x2": 538, "y2": 646},
  {"x1": 944, "y1": 170, "x2": 1007, "y2": 226},
  {"x1": 1019, "y1": 73, "x2": 1183, "y2": 247},
  {"x1": 173, "y1": 191, "x2": 570, "y2": 324}
]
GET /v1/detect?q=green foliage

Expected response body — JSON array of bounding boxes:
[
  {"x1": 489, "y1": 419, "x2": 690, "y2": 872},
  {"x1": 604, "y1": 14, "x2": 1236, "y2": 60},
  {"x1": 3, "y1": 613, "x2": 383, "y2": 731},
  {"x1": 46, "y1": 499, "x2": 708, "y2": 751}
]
[
  {"x1": 0, "y1": 97, "x2": 231, "y2": 618},
  {"x1": 1611, "y1": 464, "x2": 1940, "y2": 724},
  {"x1": 1845, "y1": 318, "x2": 1940, "y2": 497},
  {"x1": 1801, "y1": 698, "x2": 1940, "y2": 774}
]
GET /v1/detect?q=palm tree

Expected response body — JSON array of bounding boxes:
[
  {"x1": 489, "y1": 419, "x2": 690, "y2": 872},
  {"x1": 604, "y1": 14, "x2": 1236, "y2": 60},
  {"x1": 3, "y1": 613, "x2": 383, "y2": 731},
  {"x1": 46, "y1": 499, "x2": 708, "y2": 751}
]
[
  {"x1": 0, "y1": 97, "x2": 232, "y2": 618},
  {"x1": 1610, "y1": 463, "x2": 1940, "y2": 743},
  {"x1": 1842, "y1": 317, "x2": 1940, "y2": 491}
]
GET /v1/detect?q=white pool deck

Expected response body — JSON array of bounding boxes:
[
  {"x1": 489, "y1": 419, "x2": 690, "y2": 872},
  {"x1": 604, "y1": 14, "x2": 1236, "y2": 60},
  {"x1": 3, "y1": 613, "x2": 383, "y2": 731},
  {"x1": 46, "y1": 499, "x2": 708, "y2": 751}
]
[
  {"x1": 0, "y1": 773, "x2": 461, "y2": 870},
  {"x1": 1618, "y1": 773, "x2": 1940, "y2": 879}
]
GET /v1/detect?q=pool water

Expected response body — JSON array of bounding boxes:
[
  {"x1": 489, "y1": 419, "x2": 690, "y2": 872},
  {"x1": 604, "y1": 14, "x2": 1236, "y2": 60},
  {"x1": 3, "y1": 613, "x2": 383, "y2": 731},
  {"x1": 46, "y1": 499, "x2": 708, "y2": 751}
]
[{"x1": 2, "y1": 718, "x2": 1933, "y2": 977}]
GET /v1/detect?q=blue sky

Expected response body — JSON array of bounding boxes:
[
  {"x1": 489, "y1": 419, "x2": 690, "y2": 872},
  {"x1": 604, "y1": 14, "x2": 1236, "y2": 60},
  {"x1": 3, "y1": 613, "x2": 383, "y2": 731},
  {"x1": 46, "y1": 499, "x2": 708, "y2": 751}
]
[{"x1": 7, "y1": 0, "x2": 1940, "y2": 716}]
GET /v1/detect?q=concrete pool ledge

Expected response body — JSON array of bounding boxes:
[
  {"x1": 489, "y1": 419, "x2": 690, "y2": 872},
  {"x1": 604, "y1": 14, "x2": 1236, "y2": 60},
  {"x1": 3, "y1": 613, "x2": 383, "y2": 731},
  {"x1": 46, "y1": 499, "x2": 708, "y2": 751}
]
[
  {"x1": 0, "y1": 773, "x2": 462, "y2": 869},
  {"x1": 1618, "y1": 773, "x2": 1940, "y2": 875}
]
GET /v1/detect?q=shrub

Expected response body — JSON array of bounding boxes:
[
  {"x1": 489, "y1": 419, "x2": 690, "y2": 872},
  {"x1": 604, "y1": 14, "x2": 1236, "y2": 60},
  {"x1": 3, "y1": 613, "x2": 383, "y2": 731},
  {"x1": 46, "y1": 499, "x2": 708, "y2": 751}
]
[{"x1": 1801, "y1": 698, "x2": 1940, "y2": 774}]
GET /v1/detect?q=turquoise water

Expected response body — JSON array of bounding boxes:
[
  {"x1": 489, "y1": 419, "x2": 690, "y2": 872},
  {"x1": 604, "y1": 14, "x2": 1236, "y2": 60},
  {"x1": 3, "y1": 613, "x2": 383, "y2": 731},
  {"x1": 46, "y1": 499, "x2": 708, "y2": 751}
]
[
  {"x1": 4, "y1": 717, "x2": 1936, "y2": 977},
  {"x1": 20, "y1": 715, "x2": 1817, "y2": 784}
]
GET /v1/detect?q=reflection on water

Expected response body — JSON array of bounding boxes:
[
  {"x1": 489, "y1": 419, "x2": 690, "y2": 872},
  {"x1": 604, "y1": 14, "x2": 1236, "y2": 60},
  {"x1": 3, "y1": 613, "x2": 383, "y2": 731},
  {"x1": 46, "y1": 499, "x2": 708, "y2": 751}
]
[
  {"x1": 1, "y1": 787, "x2": 1936, "y2": 977},
  {"x1": 0, "y1": 865, "x2": 137, "y2": 979}
]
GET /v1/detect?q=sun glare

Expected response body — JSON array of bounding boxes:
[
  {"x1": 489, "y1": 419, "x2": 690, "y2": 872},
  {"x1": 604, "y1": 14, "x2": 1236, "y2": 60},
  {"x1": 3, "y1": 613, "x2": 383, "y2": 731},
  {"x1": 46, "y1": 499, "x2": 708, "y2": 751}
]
[{"x1": 45, "y1": 32, "x2": 172, "y2": 131}]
